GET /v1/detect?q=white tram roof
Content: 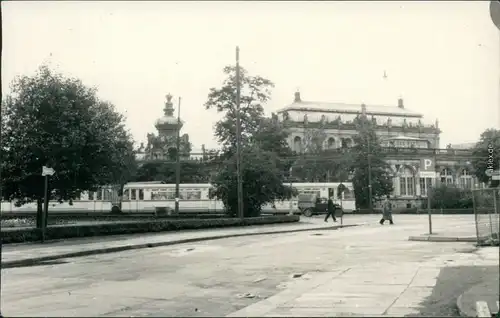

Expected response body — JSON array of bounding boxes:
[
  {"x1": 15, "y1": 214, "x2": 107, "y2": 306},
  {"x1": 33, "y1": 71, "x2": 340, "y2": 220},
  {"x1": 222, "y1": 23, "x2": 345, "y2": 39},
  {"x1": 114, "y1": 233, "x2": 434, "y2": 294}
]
[
  {"x1": 123, "y1": 182, "x2": 212, "y2": 189},
  {"x1": 123, "y1": 182, "x2": 353, "y2": 189},
  {"x1": 293, "y1": 182, "x2": 353, "y2": 187}
]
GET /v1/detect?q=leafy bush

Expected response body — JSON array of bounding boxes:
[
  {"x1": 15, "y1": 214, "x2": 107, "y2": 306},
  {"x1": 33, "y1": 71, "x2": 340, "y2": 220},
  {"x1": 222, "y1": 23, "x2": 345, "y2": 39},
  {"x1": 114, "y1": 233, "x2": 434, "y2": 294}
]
[
  {"x1": 427, "y1": 185, "x2": 474, "y2": 209},
  {"x1": 1, "y1": 215, "x2": 300, "y2": 244}
]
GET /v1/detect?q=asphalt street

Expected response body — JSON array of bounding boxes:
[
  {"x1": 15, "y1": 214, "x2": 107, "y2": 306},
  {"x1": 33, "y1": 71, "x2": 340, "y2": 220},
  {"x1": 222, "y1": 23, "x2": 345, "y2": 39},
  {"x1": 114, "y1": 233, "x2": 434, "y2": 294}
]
[{"x1": 1, "y1": 215, "x2": 498, "y2": 317}]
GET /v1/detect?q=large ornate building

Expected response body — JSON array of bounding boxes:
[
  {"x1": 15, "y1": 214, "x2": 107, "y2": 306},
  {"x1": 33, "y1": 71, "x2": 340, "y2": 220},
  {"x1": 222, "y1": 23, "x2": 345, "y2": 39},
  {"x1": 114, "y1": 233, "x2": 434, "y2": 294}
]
[
  {"x1": 277, "y1": 91, "x2": 483, "y2": 208},
  {"x1": 136, "y1": 94, "x2": 192, "y2": 162}
]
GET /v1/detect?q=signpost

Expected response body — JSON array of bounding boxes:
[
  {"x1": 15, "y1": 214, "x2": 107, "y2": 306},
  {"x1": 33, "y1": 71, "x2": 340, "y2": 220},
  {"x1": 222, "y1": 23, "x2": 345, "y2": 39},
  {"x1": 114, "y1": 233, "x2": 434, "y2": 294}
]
[
  {"x1": 486, "y1": 169, "x2": 500, "y2": 181},
  {"x1": 420, "y1": 158, "x2": 436, "y2": 234},
  {"x1": 41, "y1": 166, "x2": 55, "y2": 243}
]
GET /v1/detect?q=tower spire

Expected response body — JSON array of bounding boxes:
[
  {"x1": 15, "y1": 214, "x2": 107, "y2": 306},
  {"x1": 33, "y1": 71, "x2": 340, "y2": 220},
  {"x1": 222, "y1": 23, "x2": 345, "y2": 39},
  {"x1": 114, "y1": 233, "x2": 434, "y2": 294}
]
[{"x1": 163, "y1": 93, "x2": 174, "y2": 116}]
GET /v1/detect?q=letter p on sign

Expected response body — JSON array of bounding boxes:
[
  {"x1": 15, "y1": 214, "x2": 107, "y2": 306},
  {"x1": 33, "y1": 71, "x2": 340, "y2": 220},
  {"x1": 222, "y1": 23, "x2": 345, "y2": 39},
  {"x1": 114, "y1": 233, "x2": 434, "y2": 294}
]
[
  {"x1": 424, "y1": 159, "x2": 432, "y2": 170},
  {"x1": 420, "y1": 158, "x2": 436, "y2": 178}
]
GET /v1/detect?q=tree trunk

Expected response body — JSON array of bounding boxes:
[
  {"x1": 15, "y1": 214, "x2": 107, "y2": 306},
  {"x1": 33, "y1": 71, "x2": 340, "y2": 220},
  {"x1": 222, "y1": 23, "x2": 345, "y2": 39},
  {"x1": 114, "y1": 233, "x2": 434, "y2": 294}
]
[{"x1": 36, "y1": 198, "x2": 43, "y2": 228}]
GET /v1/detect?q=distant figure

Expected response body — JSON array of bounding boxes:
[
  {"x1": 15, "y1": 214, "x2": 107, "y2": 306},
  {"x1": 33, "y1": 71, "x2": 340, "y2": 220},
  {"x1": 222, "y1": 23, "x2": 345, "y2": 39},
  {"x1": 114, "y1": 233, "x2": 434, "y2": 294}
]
[
  {"x1": 380, "y1": 195, "x2": 394, "y2": 225},
  {"x1": 325, "y1": 197, "x2": 337, "y2": 223}
]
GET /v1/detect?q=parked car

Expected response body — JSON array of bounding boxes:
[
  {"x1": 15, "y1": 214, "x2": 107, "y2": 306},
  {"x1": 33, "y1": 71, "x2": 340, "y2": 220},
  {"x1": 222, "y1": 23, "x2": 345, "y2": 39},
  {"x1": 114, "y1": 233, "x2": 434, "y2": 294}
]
[{"x1": 298, "y1": 194, "x2": 342, "y2": 217}]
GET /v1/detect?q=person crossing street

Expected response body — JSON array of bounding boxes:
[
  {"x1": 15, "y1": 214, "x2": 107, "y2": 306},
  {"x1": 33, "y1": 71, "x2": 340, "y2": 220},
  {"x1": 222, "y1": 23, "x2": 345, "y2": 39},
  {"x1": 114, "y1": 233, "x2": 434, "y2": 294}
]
[
  {"x1": 324, "y1": 197, "x2": 338, "y2": 223},
  {"x1": 380, "y1": 195, "x2": 394, "y2": 225}
]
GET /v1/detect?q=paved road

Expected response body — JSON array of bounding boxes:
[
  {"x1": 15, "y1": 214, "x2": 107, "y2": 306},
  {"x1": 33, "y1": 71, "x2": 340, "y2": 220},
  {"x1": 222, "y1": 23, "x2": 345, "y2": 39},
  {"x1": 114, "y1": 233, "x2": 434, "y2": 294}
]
[{"x1": 2, "y1": 215, "x2": 496, "y2": 317}]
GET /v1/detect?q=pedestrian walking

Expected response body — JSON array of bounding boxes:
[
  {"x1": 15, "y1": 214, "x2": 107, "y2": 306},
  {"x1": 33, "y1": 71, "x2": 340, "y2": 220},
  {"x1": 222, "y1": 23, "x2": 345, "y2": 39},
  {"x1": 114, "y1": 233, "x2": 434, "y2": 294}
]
[
  {"x1": 325, "y1": 197, "x2": 337, "y2": 223},
  {"x1": 380, "y1": 195, "x2": 394, "y2": 225}
]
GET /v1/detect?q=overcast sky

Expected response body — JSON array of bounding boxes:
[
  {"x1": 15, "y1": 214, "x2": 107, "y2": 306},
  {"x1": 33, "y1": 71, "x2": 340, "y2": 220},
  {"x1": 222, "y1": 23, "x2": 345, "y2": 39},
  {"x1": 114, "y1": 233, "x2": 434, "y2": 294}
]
[{"x1": 2, "y1": 1, "x2": 500, "y2": 151}]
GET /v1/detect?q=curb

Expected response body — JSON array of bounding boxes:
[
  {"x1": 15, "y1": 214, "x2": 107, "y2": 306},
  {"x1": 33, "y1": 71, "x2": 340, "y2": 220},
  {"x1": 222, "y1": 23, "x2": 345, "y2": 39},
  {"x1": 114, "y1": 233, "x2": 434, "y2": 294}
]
[
  {"x1": 456, "y1": 293, "x2": 467, "y2": 317},
  {"x1": 456, "y1": 281, "x2": 500, "y2": 317},
  {"x1": 408, "y1": 235, "x2": 477, "y2": 243},
  {"x1": 2, "y1": 224, "x2": 359, "y2": 269}
]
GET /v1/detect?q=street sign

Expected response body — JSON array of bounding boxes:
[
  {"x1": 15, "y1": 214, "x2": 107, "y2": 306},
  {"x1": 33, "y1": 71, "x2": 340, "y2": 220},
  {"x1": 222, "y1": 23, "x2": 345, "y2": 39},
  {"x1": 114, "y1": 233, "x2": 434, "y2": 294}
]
[
  {"x1": 490, "y1": 1, "x2": 500, "y2": 31},
  {"x1": 487, "y1": 169, "x2": 500, "y2": 180},
  {"x1": 419, "y1": 158, "x2": 436, "y2": 178},
  {"x1": 42, "y1": 166, "x2": 55, "y2": 176}
]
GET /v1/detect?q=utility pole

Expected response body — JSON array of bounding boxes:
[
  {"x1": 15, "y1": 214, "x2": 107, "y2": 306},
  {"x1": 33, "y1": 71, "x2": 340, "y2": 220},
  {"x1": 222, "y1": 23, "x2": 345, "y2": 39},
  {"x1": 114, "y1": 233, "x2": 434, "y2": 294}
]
[
  {"x1": 174, "y1": 97, "x2": 181, "y2": 215},
  {"x1": 235, "y1": 46, "x2": 244, "y2": 219}
]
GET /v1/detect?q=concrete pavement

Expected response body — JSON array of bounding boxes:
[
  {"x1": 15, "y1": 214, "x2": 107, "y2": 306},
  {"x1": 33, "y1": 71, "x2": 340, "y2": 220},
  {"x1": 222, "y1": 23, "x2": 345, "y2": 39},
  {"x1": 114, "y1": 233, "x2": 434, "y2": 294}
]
[
  {"x1": 2, "y1": 215, "x2": 362, "y2": 268},
  {"x1": 228, "y1": 247, "x2": 499, "y2": 317},
  {"x1": 2, "y1": 214, "x2": 498, "y2": 317}
]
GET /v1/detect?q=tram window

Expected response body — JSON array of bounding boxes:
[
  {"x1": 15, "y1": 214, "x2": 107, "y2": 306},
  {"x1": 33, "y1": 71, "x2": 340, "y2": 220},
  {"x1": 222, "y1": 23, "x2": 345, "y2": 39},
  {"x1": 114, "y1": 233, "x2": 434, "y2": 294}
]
[
  {"x1": 139, "y1": 189, "x2": 144, "y2": 200},
  {"x1": 343, "y1": 189, "x2": 353, "y2": 199},
  {"x1": 88, "y1": 192, "x2": 94, "y2": 200},
  {"x1": 103, "y1": 189, "x2": 112, "y2": 201},
  {"x1": 122, "y1": 189, "x2": 129, "y2": 200},
  {"x1": 96, "y1": 190, "x2": 102, "y2": 201},
  {"x1": 131, "y1": 189, "x2": 137, "y2": 200},
  {"x1": 180, "y1": 189, "x2": 202, "y2": 200}
]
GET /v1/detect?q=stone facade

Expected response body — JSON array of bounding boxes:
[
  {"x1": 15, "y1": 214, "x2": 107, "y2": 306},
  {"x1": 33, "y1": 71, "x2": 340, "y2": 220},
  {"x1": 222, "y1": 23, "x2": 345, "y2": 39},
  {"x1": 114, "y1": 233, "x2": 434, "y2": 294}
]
[
  {"x1": 277, "y1": 92, "x2": 484, "y2": 208},
  {"x1": 136, "y1": 94, "x2": 191, "y2": 162}
]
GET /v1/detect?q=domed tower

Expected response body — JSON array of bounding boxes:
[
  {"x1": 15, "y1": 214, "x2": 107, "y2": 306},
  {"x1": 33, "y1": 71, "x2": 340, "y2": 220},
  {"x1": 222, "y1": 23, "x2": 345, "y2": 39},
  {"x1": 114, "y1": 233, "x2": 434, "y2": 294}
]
[
  {"x1": 155, "y1": 93, "x2": 183, "y2": 138},
  {"x1": 144, "y1": 94, "x2": 191, "y2": 161}
]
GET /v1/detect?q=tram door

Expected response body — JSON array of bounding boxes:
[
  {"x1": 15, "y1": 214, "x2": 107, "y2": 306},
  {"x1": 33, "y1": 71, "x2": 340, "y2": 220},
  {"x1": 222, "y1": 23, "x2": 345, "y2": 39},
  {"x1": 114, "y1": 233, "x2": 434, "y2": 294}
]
[
  {"x1": 129, "y1": 189, "x2": 144, "y2": 213},
  {"x1": 328, "y1": 188, "x2": 334, "y2": 199}
]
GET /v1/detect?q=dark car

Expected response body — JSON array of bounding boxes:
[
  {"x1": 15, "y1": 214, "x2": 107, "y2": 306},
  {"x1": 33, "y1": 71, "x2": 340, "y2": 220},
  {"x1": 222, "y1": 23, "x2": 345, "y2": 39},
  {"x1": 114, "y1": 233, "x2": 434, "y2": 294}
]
[{"x1": 298, "y1": 194, "x2": 342, "y2": 217}]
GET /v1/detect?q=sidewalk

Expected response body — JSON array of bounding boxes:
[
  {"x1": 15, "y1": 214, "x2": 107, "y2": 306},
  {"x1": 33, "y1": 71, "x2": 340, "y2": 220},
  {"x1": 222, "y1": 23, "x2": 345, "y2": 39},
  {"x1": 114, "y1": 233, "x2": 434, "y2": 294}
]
[
  {"x1": 2, "y1": 216, "x2": 362, "y2": 268},
  {"x1": 408, "y1": 216, "x2": 478, "y2": 242},
  {"x1": 227, "y1": 248, "x2": 500, "y2": 317}
]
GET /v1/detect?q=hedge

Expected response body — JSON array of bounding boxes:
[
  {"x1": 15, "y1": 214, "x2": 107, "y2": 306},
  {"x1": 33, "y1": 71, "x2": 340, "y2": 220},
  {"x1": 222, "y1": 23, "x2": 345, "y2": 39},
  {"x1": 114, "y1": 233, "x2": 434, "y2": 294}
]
[{"x1": 1, "y1": 215, "x2": 300, "y2": 244}]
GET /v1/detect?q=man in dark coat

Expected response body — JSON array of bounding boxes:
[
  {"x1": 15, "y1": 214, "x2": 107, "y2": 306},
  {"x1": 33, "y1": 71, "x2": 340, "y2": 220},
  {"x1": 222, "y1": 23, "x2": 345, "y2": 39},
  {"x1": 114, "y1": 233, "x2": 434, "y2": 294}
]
[
  {"x1": 324, "y1": 197, "x2": 337, "y2": 223},
  {"x1": 380, "y1": 195, "x2": 394, "y2": 225}
]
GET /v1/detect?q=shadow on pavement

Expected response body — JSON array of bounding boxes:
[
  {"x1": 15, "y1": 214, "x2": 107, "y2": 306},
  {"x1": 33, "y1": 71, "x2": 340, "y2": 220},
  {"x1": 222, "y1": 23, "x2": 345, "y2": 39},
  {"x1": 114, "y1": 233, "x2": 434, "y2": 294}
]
[{"x1": 407, "y1": 265, "x2": 499, "y2": 317}]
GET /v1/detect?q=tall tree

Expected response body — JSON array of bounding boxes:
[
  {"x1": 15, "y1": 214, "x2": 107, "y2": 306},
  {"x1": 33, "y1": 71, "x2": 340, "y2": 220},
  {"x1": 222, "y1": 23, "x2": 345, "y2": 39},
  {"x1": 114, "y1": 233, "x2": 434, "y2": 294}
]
[
  {"x1": 204, "y1": 66, "x2": 296, "y2": 217},
  {"x1": 205, "y1": 66, "x2": 273, "y2": 151},
  {"x1": 471, "y1": 128, "x2": 500, "y2": 188},
  {"x1": 349, "y1": 116, "x2": 393, "y2": 208},
  {"x1": 1, "y1": 65, "x2": 136, "y2": 223}
]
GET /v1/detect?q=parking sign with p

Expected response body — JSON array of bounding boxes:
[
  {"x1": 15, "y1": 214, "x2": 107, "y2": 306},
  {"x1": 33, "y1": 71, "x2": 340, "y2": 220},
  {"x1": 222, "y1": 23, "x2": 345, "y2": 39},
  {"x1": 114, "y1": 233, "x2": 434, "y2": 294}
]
[{"x1": 420, "y1": 158, "x2": 436, "y2": 178}]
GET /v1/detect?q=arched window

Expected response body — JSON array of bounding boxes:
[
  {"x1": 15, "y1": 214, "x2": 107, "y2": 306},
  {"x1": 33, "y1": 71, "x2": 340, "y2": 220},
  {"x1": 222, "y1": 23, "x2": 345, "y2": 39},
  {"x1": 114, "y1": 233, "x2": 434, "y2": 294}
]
[
  {"x1": 399, "y1": 167, "x2": 415, "y2": 196},
  {"x1": 293, "y1": 136, "x2": 302, "y2": 153},
  {"x1": 440, "y1": 168, "x2": 454, "y2": 185},
  {"x1": 459, "y1": 169, "x2": 473, "y2": 189},
  {"x1": 341, "y1": 138, "x2": 352, "y2": 149},
  {"x1": 327, "y1": 137, "x2": 335, "y2": 149}
]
